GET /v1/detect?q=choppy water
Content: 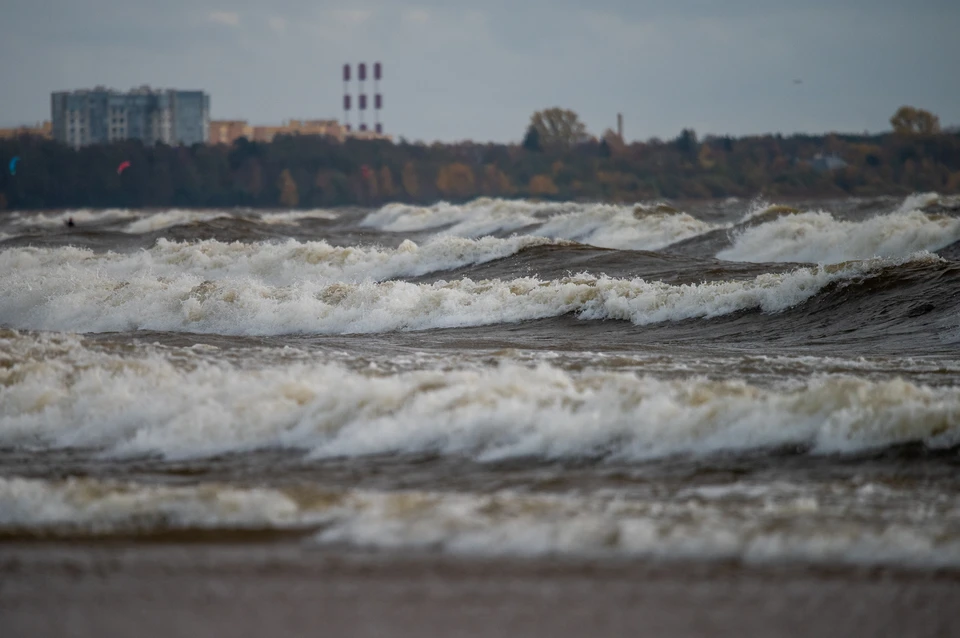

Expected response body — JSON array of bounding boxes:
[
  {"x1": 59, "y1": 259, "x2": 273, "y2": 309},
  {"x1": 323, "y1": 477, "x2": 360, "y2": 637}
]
[{"x1": 2, "y1": 193, "x2": 960, "y2": 567}]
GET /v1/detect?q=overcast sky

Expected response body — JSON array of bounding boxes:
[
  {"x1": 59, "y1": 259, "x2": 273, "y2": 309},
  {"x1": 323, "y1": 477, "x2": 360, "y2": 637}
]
[{"x1": 1, "y1": 0, "x2": 957, "y2": 142}]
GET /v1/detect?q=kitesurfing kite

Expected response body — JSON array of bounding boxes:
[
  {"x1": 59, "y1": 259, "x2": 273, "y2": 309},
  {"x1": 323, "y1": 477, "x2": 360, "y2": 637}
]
[
  {"x1": 9, "y1": 156, "x2": 19, "y2": 175},
  {"x1": 117, "y1": 161, "x2": 131, "y2": 175}
]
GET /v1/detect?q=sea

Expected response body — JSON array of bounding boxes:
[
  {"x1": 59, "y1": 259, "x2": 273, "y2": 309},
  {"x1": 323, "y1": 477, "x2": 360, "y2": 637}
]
[{"x1": 2, "y1": 192, "x2": 960, "y2": 569}]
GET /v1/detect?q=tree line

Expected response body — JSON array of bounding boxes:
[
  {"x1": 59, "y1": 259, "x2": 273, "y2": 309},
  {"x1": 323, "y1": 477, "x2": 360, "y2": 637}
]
[{"x1": 1, "y1": 106, "x2": 958, "y2": 211}]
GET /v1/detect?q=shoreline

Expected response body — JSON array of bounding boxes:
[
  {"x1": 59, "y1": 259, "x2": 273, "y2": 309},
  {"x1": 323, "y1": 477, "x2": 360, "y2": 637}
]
[{"x1": 2, "y1": 543, "x2": 959, "y2": 637}]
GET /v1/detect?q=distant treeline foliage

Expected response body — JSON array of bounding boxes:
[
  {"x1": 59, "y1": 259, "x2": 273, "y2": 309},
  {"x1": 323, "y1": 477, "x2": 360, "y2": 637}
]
[{"x1": 1, "y1": 107, "x2": 958, "y2": 210}]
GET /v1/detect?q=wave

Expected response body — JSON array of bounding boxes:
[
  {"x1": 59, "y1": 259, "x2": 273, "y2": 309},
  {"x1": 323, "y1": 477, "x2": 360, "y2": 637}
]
[
  {"x1": 895, "y1": 191, "x2": 942, "y2": 214},
  {"x1": 2, "y1": 476, "x2": 958, "y2": 566},
  {"x1": 123, "y1": 209, "x2": 235, "y2": 233},
  {"x1": 718, "y1": 210, "x2": 960, "y2": 264},
  {"x1": 360, "y1": 198, "x2": 553, "y2": 235},
  {"x1": 256, "y1": 210, "x2": 340, "y2": 225},
  {"x1": 0, "y1": 235, "x2": 555, "y2": 289},
  {"x1": 360, "y1": 199, "x2": 721, "y2": 250},
  {"x1": 3, "y1": 208, "x2": 338, "y2": 236},
  {"x1": 0, "y1": 249, "x2": 926, "y2": 335},
  {"x1": 9, "y1": 208, "x2": 141, "y2": 228},
  {"x1": 2, "y1": 331, "x2": 958, "y2": 460},
  {"x1": 534, "y1": 204, "x2": 722, "y2": 250}
]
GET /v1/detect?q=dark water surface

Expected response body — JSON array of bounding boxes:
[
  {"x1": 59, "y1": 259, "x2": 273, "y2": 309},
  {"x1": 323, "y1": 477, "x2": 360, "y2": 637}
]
[{"x1": 2, "y1": 193, "x2": 960, "y2": 569}]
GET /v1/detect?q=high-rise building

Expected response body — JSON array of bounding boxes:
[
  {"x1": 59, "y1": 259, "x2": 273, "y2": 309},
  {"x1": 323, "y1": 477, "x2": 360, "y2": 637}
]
[{"x1": 51, "y1": 86, "x2": 209, "y2": 148}]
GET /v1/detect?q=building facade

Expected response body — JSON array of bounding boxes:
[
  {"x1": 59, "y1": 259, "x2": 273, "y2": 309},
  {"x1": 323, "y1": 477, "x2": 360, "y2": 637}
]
[
  {"x1": 209, "y1": 120, "x2": 253, "y2": 145},
  {"x1": 0, "y1": 121, "x2": 52, "y2": 140},
  {"x1": 51, "y1": 86, "x2": 209, "y2": 148},
  {"x1": 208, "y1": 118, "x2": 390, "y2": 145}
]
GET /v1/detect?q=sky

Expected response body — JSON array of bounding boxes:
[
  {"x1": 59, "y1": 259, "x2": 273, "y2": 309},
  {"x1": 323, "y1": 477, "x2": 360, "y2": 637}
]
[{"x1": 1, "y1": 0, "x2": 958, "y2": 143}]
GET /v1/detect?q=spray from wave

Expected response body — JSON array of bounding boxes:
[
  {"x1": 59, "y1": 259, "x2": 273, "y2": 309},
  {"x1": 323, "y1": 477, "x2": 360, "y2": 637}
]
[
  {"x1": 2, "y1": 331, "x2": 958, "y2": 461},
  {"x1": 3, "y1": 476, "x2": 959, "y2": 567},
  {"x1": 0, "y1": 235, "x2": 555, "y2": 288},
  {"x1": 0, "y1": 250, "x2": 930, "y2": 335},
  {"x1": 361, "y1": 199, "x2": 722, "y2": 250},
  {"x1": 360, "y1": 198, "x2": 564, "y2": 234},
  {"x1": 719, "y1": 210, "x2": 960, "y2": 264}
]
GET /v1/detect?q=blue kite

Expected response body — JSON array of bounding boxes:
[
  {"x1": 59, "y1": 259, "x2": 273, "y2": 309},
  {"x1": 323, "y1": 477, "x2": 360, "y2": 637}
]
[{"x1": 9, "y1": 156, "x2": 19, "y2": 175}]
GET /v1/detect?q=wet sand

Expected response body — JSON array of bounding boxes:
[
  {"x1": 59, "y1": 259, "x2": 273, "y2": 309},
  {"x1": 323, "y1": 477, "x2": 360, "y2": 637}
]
[{"x1": 1, "y1": 543, "x2": 958, "y2": 638}]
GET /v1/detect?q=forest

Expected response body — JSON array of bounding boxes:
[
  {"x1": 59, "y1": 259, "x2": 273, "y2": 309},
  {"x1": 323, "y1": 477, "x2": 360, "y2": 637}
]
[{"x1": 1, "y1": 107, "x2": 958, "y2": 210}]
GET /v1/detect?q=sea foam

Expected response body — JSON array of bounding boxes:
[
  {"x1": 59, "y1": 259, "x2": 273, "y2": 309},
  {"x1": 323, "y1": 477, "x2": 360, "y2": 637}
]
[
  {"x1": 2, "y1": 331, "x2": 958, "y2": 461},
  {"x1": 361, "y1": 199, "x2": 722, "y2": 250},
  {"x1": 1, "y1": 243, "x2": 924, "y2": 335},
  {"x1": 3, "y1": 476, "x2": 959, "y2": 567},
  {"x1": 719, "y1": 209, "x2": 960, "y2": 264}
]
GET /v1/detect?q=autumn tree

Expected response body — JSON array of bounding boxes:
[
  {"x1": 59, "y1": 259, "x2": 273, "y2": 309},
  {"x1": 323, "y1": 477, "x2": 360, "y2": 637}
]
[
  {"x1": 890, "y1": 106, "x2": 941, "y2": 135},
  {"x1": 235, "y1": 157, "x2": 263, "y2": 198},
  {"x1": 528, "y1": 108, "x2": 590, "y2": 150},
  {"x1": 674, "y1": 129, "x2": 699, "y2": 156},
  {"x1": 522, "y1": 125, "x2": 542, "y2": 152},
  {"x1": 529, "y1": 174, "x2": 559, "y2": 197},
  {"x1": 379, "y1": 166, "x2": 395, "y2": 198},
  {"x1": 401, "y1": 161, "x2": 419, "y2": 198},
  {"x1": 436, "y1": 162, "x2": 476, "y2": 199},
  {"x1": 482, "y1": 164, "x2": 513, "y2": 195},
  {"x1": 362, "y1": 167, "x2": 379, "y2": 200},
  {"x1": 277, "y1": 168, "x2": 299, "y2": 207}
]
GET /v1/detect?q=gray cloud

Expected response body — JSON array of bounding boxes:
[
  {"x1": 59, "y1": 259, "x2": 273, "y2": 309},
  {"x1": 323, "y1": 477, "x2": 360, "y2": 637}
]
[{"x1": 1, "y1": 1, "x2": 958, "y2": 141}]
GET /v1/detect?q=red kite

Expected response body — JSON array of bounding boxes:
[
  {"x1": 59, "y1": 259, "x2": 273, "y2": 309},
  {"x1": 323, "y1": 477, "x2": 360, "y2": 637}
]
[{"x1": 117, "y1": 161, "x2": 131, "y2": 175}]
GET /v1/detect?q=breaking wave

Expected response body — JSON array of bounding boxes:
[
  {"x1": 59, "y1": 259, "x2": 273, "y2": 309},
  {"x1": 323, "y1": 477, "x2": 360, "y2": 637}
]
[
  {"x1": 123, "y1": 209, "x2": 235, "y2": 233},
  {"x1": 256, "y1": 209, "x2": 340, "y2": 224},
  {"x1": 535, "y1": 204, "x2": 722, "y2": 250},
  {"x1": 718, "y1": 210, "x2": 960, "y2": 264},
  {"x1": 0, "y1": 235, "x2": 555, "y2": 288},
  {"x1": 360, "y1": 198, "x2": 561, "y2": 234},
  {"x1": 361, "y1": 199, "x2": 721, "y2": 250},
  {"x1": 3, "y1": 476, "x2": 959, "y2": 567},
  {"x1": 0, "y1": 249, "x2": 926, "y2": 335},
  {"x1": 2, "y1": 331, "x2": 958, "y2": 461}
]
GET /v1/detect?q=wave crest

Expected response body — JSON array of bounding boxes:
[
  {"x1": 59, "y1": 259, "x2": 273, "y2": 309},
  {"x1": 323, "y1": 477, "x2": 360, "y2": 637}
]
[
  {"x1": 2, "y1": 333, "x2": 958, "y2": 460},
  {"x1": 0, "y1": 251, "x2": 925, "y2": 335},
  {"x1": 719, "y1": 210, "x2": 960, "y2": 264}
]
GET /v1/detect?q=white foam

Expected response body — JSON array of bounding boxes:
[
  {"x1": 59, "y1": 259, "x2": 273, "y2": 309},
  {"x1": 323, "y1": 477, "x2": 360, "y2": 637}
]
[
  {"x1": 2, "y1": 332, "x2": 958, "y2": 460},
  {"x1": 0, "y1": 235, "x2": 552, "y2": 290},
  {"x1": 718, "y1": 210, "x2": 960, "y2": 263},
  {"x1": 535, "y1": 204, "x2": 722, "y2": 250},
  {"x1": 0, "y1": 476, "x2": 306, "y2": 536},
  {"x1": 124, "y1": 209, "x2": 233, "y2": 233},
  {"x1": 3, "y1": 476, "x2": 959, "y2": 567},
  {"x1": 3, "y1": 244, "x2": 917, "y2": 336},
  {"x1": 310, "y1": 484, "x2": 960, "y2": 567},
  {"x1": 361, "y1": 198, "x2": 721, "y2": 250},
  {"x1": 361, "y1": 198, "x2": 554, "y2": 235},
  {"x1": 257, "y1": 210, "x2": 340, "y2": 225},
  {"x1": 895, "y1": 192, "x2": 942, "y2": 214}
]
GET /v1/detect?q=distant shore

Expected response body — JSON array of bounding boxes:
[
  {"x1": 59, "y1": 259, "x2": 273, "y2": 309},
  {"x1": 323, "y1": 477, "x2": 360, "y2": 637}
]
[{"x1": 2, "y1": 130, "x2": 958, "y2": 211}]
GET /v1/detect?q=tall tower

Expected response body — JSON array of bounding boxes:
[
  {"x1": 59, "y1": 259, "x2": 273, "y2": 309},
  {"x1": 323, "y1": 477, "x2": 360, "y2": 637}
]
[
  {"x1": 343, "y1": 62, "x2": 385, "y2": 135},
  {"x1": 374, "y1": 62, "x2": 383, "y2": 134},
  {"x1": 358, "y1": 63, "x2": 367, "y2": 132},
  {"x1": 342, "y1": 64, "x2": 352, "y2": 131}
]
